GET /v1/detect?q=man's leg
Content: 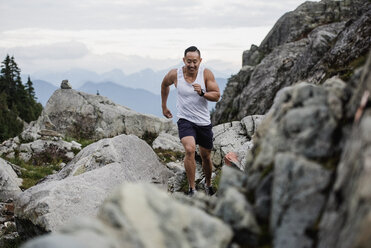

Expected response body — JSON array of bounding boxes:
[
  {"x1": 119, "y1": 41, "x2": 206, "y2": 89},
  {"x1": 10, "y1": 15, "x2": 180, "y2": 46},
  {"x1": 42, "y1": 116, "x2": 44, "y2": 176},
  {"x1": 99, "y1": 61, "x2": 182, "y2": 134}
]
[
  {"x1": 199, "y1": 146, "x2": 213, "y2": 187},
  {"x1": 181, "y1": 136, "x2": 196, "y2": 190}
]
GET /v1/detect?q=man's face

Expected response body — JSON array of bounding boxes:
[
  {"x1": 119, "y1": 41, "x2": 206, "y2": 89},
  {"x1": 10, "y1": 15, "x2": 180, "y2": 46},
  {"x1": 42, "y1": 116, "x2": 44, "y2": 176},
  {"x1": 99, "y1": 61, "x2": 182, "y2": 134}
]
[{"x1": 183, "y1": 51, "x2": 202, "y2": 73}]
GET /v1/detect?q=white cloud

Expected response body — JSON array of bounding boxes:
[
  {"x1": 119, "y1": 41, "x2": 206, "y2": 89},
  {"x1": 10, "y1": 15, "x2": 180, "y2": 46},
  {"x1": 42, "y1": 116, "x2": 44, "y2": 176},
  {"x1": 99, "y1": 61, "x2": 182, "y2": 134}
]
[
  {"x1": 0, "y1": 26, "x2": 270, "y2": 74},
  {"x1": 1, "y1": 41, "x2": 89, "y2": 60},
  {"x1": 0, "y1": 0, "x2": 318, "y2": 30},
  {"x1": 0, "y1": 0, "x2": 318, "y2": 77}
]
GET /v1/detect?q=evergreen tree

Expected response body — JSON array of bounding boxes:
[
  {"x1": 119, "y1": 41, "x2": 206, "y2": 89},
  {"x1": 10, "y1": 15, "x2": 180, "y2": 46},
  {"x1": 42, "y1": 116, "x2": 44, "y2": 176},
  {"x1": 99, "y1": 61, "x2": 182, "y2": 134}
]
[
  {"x1": 26, "y1": 76, "x2": 36, "y2": 99},
  {"x1": 0, "y1": 55, "x2": 43, "y2": 142},
  {"x1": 0, "y1": 92, "x2": 23, "y2": 141}
]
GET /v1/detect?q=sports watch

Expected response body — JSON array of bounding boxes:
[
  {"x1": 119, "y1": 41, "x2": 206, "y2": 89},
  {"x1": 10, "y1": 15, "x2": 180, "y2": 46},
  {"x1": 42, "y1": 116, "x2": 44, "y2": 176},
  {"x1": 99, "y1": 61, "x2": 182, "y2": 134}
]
[{"x1": 199, "y1": 89, "x2": 205, "y2": 96}]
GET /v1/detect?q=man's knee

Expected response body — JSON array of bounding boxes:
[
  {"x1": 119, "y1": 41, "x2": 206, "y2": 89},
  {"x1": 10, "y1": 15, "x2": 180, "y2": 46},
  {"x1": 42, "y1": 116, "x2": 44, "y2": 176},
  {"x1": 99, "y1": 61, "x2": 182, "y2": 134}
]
[
  {"x1": 184, "y1": 144, "x2": 196, "y2": 156},
  {"x1": 200, "y1": 148, "x2": 211, "y2": 161}
]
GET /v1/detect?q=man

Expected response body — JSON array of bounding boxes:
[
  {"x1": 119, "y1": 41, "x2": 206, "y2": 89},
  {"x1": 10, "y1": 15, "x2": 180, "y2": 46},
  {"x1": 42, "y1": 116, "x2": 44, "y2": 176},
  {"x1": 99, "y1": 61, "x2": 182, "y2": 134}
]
[{"x1": 161, "y1": 46, "x2": 220, "y2": 196}]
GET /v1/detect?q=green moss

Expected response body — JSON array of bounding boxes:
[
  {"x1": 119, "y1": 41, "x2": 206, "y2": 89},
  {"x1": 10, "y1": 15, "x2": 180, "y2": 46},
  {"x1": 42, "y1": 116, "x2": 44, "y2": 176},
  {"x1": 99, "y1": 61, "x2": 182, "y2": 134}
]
[
  {"x1": 71, "y1": 147, "x2": 81, "y2": 156},
  {"x1": 2, "y1": 155, "x2": 62, "y2": 190},
  {"x1": 142, "y1": 131, "x2": 158, "y2": 146},
  {"x1": 154, "y1": 148, "x2": 184, "y2": 164},
  {"x1": 322, "y1": 53, "x2": 368, "y2": 83},
  {"x1": 212, "y1": 169, "x2": 223, "y2": 191}
]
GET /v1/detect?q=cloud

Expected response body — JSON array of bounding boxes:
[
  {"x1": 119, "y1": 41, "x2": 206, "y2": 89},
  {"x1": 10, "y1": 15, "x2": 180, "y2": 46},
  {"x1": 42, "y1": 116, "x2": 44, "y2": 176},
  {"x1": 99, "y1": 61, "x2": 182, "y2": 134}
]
[
  {"x1": 0, "y1": 0, "x2": 317, "y2": 30},
  {"x1": 0, "y1": 25, "x2": 271, "y2": 76},
  {"x1": 0, "y1": 41, "x2": 89, "y2": 60}
]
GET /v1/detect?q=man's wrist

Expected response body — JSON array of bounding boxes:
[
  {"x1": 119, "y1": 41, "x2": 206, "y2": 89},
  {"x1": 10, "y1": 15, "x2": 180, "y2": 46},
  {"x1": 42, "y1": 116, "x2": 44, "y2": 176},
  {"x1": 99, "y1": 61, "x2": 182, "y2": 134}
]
[{"x1": 199, "y1": 89, "x2": 205, "y2": 96}]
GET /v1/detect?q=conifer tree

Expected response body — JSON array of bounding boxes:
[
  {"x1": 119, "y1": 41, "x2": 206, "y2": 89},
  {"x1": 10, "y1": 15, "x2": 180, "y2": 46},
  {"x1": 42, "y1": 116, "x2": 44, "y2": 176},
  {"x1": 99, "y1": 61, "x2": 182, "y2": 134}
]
[
  {"x1": 26, "y1": 76, "x2": 36, "y2": 99},
  {"x1": 0, "y1": 55, "x2": 43, "y2": 141}
]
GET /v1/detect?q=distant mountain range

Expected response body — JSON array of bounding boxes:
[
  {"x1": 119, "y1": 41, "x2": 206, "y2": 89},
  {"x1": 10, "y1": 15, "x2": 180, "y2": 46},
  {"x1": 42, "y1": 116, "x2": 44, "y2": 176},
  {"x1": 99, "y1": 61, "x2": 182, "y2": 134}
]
[
  {"x1": 32, "y1": 73, "x2": 228, "y2": 118},
  {"x1": 29, "y1": 66, "x2": 231, "y2": 95}
]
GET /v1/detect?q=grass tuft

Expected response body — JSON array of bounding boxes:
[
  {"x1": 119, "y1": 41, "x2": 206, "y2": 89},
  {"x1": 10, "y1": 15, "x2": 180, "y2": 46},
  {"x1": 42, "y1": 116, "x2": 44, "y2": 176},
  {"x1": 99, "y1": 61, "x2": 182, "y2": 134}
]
[{"x1": 2, "y1": 155, "x2": 62, "y2": 190}]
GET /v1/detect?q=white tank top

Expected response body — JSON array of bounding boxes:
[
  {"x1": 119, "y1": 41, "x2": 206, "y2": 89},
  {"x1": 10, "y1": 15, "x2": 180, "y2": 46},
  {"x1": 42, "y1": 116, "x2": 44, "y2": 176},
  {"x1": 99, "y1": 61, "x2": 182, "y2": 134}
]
[{"x1": 176, "y1": 66, "x2": 210, "y2": 126}]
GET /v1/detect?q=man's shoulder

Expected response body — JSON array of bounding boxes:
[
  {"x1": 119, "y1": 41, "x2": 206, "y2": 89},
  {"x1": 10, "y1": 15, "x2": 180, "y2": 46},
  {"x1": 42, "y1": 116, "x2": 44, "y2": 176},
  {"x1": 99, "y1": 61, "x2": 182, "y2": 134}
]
[
  {"x1": 203, "y1": 67, "x2": 214, "y2": 72},
  {"x1": 203, "y1": 68, "x2": 215, "y2": 78},
  {"x1": 167, "y1": 68, "x2": 178, "y2": 77},
  {"x1": 163, "y1": 68, "x2": 178, "y2": 84},
  {"x1": 169, "y1": 68, "x2": 178, "y2": 73}
]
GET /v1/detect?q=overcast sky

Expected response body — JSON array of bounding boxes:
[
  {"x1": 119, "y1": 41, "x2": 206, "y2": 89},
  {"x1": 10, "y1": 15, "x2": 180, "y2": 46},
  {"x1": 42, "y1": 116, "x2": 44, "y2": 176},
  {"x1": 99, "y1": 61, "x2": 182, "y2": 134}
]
[{"x1": 0, "y1": 0, "x2": 317, "y2": 77}]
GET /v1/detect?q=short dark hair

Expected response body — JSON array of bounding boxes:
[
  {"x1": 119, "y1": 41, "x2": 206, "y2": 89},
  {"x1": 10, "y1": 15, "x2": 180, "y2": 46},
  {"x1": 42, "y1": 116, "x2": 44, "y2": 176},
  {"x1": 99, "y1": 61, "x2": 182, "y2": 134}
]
[{"x1": 184, "y1": 46, "x2": 201, "y2": 57}]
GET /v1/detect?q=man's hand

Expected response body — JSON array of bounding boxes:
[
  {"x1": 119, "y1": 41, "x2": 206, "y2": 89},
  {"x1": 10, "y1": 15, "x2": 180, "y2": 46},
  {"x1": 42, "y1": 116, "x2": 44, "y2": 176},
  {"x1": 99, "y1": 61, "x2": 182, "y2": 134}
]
[
  {"x1": 162, "y1": 107, "x2": 173, "y2": 119},
  {"x1": 192, "y1": 83, "x2": 202, "y2": 95}
]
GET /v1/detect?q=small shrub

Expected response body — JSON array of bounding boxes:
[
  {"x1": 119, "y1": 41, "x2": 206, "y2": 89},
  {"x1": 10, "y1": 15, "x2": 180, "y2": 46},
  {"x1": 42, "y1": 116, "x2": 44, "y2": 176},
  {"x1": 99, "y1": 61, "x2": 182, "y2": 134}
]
[{"x1": 142, "y1": 131, "x2": 158, "y2": 146}]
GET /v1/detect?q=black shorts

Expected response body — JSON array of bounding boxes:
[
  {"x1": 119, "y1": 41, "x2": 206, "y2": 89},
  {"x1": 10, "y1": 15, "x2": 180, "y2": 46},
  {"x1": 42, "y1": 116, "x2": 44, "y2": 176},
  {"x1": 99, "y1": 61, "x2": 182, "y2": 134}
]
[{"x1": 177, "y1": 118, "x2": 213, "y2": 150}]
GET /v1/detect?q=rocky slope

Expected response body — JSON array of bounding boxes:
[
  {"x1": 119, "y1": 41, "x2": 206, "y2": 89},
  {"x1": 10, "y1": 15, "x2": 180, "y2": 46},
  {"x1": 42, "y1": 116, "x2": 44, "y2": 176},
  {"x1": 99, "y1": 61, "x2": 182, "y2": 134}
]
[
  {"x1": 0, "y1": 0, "x2": 370, "y2": 247},
  {"x1": 21, "y1": 46, "x2": 371, "y2": 248},
  {"x1": 212, "y1": 0, "x2": 370, "y2": 124}
]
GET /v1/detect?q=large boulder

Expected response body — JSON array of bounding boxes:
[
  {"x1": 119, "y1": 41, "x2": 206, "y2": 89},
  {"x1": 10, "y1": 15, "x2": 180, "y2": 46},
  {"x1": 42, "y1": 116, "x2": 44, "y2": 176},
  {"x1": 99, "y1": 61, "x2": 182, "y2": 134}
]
[
  {"x1": 20, "y1": 87, "x2": 174, "y2": 141},
  {"x1": 14, "y1": 134, "x2": 173, "y2": 237},
  {"x1": 152, "y1": 131, "x2": 183, "y2": 152},
  {"x1": 212, "y1": 115, "x2": 264, "y2": 169},
  {"x1": 240, "y1": 76, "x2": 348, "y2": 248},
  {"x1": 21, "y1": 183, "x2": 233, "y2": 248},
  {"x1": 317, "y1": 51, "x2": 371, "y2": 248},
  {"x1": 271, "y1": 153, "x2": 331, "y2": 248},
  {"x1": 211, "y1": 166, "x2": 261, "y2": 247},
  {"x1": 0, "y1": 158, "x2": 22, "y2": 201},
  {"x1": 212, "y1": 0, "x2": 370, "y2": 124},
  {"x1": 258, "y1": 0, "x2": 366, "y2": 54}
]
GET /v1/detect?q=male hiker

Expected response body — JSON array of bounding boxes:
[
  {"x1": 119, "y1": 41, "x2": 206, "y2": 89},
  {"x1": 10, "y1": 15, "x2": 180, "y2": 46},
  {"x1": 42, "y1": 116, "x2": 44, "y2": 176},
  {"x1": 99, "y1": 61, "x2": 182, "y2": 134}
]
[{"x1": 161, "y1": 46, "x2": 220, "y2": 196}]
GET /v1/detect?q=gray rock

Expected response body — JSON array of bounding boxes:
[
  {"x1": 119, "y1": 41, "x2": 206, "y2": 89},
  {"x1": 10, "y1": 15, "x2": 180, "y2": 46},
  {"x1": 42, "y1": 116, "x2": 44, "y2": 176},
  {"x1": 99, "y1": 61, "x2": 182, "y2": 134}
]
[
  {"x1": 212, "y1": 0, "x2": 370, "y2": 124},
  {"x1": 15, "y1": 135, "x2": 173, "y2": 235},
  {"x1": 271, "y1": 153, "x2": 331, "y2": 248},
  {"x1": 17, "y1": 139, "x2": 81, "y2": 164},
  {"x1": 212, "y1": 121, "x2": 252, "y2": 169},
  {"x1": 60, "y1": 80, "x2": 72, "y2": 89},
  {"x1": 21, "y1": 183, "x2": 233, "y2": 248},
  {"x1": 250, "y1": 81, "x2": 346, "y2": 175},
  {"x1": 0, "y1": 158, "x2": 22, "y2": 201},
  {"x1": 167, "y1": 159, "x2": 210, "y2": 193},
  {"x1": 240, "y1": 115, "x2": 265, "y2": 139},
  {"x1": 20, "y1": 88, "x2": 174, "y2": 141},
  {"x1": 317, "y1": 51, "x2": 371, "y2": 248},
  {"x1": 214, "y1": 187, "x2": 260, "y2": 247},
  {"x1": 99, "y1": 183, "x2": 232, "y2": 248},
  {"x1": 152, "y1": 131, "x2": 183, "y2": 152},
  {"x1": 243, "y1": 44, "x2": 262, "y2": 66},
  {"x1": 22, "y1": 234, "x2": 100, "y2": 248},
  {"x1": 1, "y1": 137, "x2": 81, "y2": 166},
  {"x1": 260, "y1": 0, "x2": 368, "y2": 54},
  {"x1": 217, "y1": 166, "x2": 248, "y2": 196},
  {"x1": 46, "y1": 134, "x2": 172, "y2": 182},
  {"x1": 171, "y1": 190, "x2": 218, "y2": 215},
  {"x1": 0, "y1": 138, "x2": 19, "y2": 158}
]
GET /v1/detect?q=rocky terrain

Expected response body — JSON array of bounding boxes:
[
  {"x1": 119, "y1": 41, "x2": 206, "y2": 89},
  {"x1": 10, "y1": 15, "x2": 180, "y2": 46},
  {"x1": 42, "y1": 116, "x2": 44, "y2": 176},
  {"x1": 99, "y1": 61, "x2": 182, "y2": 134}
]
[
  {"x1": 211, "y1": 0, "x2": 370, "y2": 124},
  {"x1": 0, "y1": 0, "x2": 370, "y2": 247}
]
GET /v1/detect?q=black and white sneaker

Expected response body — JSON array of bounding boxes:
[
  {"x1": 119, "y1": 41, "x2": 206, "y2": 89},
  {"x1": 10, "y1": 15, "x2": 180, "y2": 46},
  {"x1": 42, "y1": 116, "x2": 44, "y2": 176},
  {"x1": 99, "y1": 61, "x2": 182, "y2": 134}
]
[
  {"x1": 205, "y1": 186, "x2": 215, "y2": 196},
  {"x1": 188, "y1": 188, "x2": 197, "y2": 197}
]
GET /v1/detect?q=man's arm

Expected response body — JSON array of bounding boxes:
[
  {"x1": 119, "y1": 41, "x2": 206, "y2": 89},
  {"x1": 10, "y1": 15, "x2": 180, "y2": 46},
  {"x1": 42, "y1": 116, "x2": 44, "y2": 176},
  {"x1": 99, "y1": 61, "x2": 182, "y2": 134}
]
[
  {"x1": 203, "y1": 68, "x2": 220, "y2": 102},
  {"x1": 161, "y1": 69, "x2": 177, "y2": 118}
]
